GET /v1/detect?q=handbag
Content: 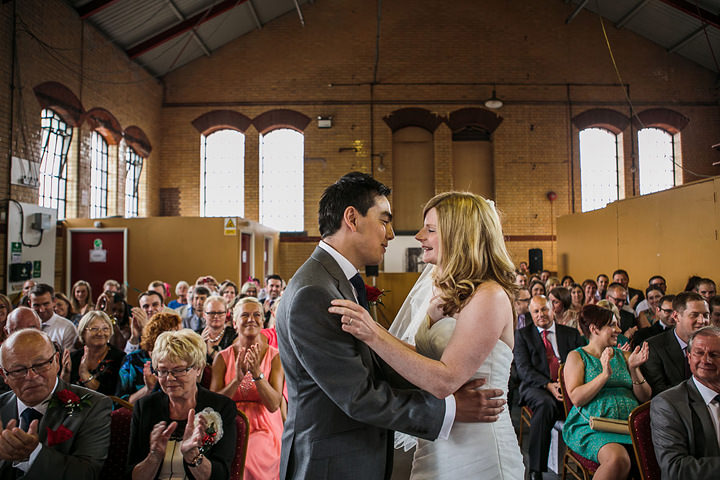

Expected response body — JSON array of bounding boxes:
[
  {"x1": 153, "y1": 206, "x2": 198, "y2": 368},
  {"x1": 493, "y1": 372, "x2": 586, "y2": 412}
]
[{"x1": 578, "y1": 407, "x2": 630, "y2": 434}]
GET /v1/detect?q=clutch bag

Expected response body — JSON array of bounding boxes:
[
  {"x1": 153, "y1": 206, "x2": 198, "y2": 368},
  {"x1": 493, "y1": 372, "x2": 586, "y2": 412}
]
[{"x1": 588, "y1": 416, "x2": 629, "y2": 434}]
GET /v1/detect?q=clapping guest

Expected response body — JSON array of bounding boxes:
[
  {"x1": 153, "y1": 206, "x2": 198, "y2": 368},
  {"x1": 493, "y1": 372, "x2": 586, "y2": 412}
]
[
  {"x1": 71, "y1": 280, "x2": 94, "y2": 316},
  {"x1": 637, "y1": 286, "x2": 663, "y2": 329},
  {"x1": 128, "y1": 330, "x2": 237, "y2": 479},
  {"x1": 211, "y1": 297, "x2": 284, "y2": 480},
  {"x1": 563, "y1": 305, "x2": 651, "y2": 480},
  {"x1": 61, "y1": 311, "x2": 125, "y2": 395},
  {"x1": 201, "y1": 296, "x2": 236, "y2": 365},
  {"x1": 117, "y1": 312, "x2": 181, "y2": 404}
]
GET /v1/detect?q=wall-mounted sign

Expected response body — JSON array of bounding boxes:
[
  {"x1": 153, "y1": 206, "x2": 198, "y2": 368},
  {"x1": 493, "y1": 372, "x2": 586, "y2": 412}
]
[{"x1": 224, "y1": 218, "x2": 237, "y2": 236}]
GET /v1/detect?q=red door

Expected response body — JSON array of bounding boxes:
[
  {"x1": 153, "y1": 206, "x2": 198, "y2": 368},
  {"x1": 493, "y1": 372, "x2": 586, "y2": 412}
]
[
  {"x1": 69, "y1": 229, "x2": 126, "y2": 301},
  {"x1": 241, "y1": 233, "x2": 251, "y2": 283}
]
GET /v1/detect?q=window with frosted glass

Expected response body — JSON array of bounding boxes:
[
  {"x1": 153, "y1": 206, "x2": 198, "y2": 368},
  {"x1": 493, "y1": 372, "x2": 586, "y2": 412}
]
[
  {"x1": 38, "y1": 109, "x2": 72, "y2": 220},
  {"x1": 200, "y1": 129, "x2": 245, "y2": 217},
  {"x1": 638, "y1": 127, "x2": 676, "y2": 195},
  {"x1": 579, "y1": 128, "x2": 620, "y2": 212},
  {"x1": 90, "y1": 131, "x2": 109, "y2": 218},
  {"x1": 125, "y1": 147, "x2": 143, "y2": 217},
  {"x1": 259, "y1": 129, "x2": 304, "y2": 232}
]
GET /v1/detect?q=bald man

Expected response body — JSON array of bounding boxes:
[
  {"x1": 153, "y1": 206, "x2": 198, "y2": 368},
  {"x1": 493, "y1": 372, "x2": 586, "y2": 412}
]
[
  {"x1": 4, "y1": 307, "x2": 42, "y2": 336},
  {"x1": 0, "y1": 330, "x2": 111, "y2": 478}
]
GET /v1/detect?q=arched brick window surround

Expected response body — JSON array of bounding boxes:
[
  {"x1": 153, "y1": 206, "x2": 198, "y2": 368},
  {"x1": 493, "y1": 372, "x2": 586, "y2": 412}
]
[
  {"x1": 253, "y1": 109, "x2": 311, "y2": 134},
  {"x1": 631, "y1": 108, "x2": 689, "y2": 135},
  {"x1": 85, "y1": 107, "x2": 123, "y2": 145},
  {"x1": 383, "y1": 108, "x2": 444, "y2": 133},
  {"x1": 124, "y1": 126, "x2": 152, "y2": 158},
  {"x1": 447, "y1": 108, "x2": 503, "y2": 135},
  {"x1": 191, "y1": 110, "x2": 252, "y2": 135},
  {"x1": 572, "y1": 108, "x2": 629, "y2": 134},
  {"x1": 33, "y1": 82, "x2": 84, "y2": 127}
]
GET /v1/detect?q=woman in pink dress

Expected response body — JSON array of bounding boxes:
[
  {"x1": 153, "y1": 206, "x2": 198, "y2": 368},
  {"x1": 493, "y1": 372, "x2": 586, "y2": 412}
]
[{"x1": 211, "y1": 297, "x2": 284, "y2": 480}]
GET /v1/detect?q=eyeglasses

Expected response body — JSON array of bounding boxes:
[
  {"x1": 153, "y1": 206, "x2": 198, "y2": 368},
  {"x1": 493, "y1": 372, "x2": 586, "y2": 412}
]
[
  {"x1": 154, "y1": 366, "x2": 194, "y2": 378},
  {"x1": 87, "y1": 327, "x2": 111, "y2": 334},
  {"x1": 659, "y1": 308, "x2": 673, "y2": 314},
  {"x1": 607, "y1": 295, "x2": 626, "y2": 304},
  {"x1": 3, "y1": 354, "x2": 55, "y2": 380},
  {"x1": 204, "y1": 311, "x2": 226, "y2": 317},
  {"x1": 516, "y1": 298, "x2": 531, "y2": 303}
]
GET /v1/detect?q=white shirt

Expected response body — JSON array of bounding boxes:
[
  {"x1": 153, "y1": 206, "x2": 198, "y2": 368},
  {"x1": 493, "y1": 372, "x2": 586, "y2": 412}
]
[
  {"x1": 14, "y1": 378, "x2": 59, "y2": 472},
  {"x1": 635, "y1": 299, "x2": 649, "y2": 315},
  {"x1": 691, "y1": 376, "x2": 720, "y2": 444},
  {"x1": 537, "y1": 322, "x2": 560, "y2": 358},
  {"x1": 318, "y1": 241, "x2": 455, "y2": 439},
  {"x1": 42, "y1": 314, "x2": 78, "y2": 352}
]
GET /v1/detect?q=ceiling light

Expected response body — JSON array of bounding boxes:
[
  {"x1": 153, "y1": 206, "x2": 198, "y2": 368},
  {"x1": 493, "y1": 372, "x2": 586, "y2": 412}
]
[{"x1": 484, "y1": 89, "x2": 503, "y2": 109}]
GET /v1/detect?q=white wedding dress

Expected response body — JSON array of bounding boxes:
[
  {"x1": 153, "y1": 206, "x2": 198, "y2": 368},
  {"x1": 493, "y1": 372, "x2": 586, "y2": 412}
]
[{"x1": 409, "y1": 316, "x2": 525, "y2": 480}]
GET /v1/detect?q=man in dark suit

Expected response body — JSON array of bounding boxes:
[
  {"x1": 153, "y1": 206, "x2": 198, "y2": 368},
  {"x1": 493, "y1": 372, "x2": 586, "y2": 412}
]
[
  {"x1": 0, "y1": 329, "x2": 111, "y2": 479},
  {"x1": 632, "y1": 294, "x2": 675, "y2": 348},
  {"x1": 515, "y1": 295, "x2": 585, "y2": 480},
  {"x1": 606, "y1": 282, "x2": 639, "y2": 340},
  {"x1": 650, "y1": 326, "x2": 720, "y2": 479},
  {"x1": 276, "y1": 172, "x2": 504, "y2": 479},
  {"x1": 643, "y1": 291, "x2": 710, "y2": 396}
]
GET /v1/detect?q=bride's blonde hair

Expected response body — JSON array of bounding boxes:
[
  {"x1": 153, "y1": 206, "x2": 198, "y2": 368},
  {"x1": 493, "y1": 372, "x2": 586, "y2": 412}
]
[{"x1": 424, "y1": 192, "x2": 517, "y2": 316}]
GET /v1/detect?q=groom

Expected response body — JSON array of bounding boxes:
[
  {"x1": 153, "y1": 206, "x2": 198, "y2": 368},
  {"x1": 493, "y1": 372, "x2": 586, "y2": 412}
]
[{"x1": 276, "y1": 172, "x2": 505, "y2": 479}]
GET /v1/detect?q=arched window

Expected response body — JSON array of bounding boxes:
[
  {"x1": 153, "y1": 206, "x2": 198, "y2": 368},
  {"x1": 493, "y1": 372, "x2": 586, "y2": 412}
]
[
  {"x1": 259, "y1": 128, "x2": 304, "y2": 231},
  {"x1": 90, "y1": 131, "x2": 109, "y2": 218},
  {"x1": 38, "y1": 108, "x2": 72, "y2": 220},
  {"x1": 200, "y1": 129, "x2": 245, "y2": 217},
  {"x1": 579, "y1": 128, "x2": 621, "y2": 212},
  {"x1": 638, "y1": 127, "x2": 676, "y2": 195},
  {"x1": 125, "y1": 147, "x2": 143, "y2": 217}
]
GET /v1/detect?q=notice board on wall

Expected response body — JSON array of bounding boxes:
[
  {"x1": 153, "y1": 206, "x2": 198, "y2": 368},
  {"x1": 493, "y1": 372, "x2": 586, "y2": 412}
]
[{"x1": 67, "y1": 229, "x2": 127, "y2": 300}]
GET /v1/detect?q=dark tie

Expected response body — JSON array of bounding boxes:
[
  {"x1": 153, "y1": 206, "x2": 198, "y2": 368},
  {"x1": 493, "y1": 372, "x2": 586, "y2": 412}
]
[
  {"x1": 543, "y1": 330, "x2": 560, "y2": 382},
  {"x1": 683, "y1": 347, "x2": 691, "y2": 378},
  {"x1": 20, "y1": 407, "x2": 42, "y2": 431},
  {"x1": 349, "y1": 274, "x2": 370, "y2": 312}
]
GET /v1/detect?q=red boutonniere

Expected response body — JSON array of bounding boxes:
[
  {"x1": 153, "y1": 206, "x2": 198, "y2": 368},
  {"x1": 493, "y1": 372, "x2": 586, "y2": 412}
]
[
  {"x1": 48, "y1": 389, "x2": 92, "y2": 416},
  {"x1": 46, "y1": 424, "x2": 73, "y2": 446},
  {"x1": 365, "y1": 285, "x2": 388, "y2": 306}
]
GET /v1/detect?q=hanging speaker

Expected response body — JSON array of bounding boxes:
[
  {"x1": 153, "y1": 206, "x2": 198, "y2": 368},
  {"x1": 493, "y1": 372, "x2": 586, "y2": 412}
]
[{"x1": 528, "y1": 248, "x2": 543, "y2": 274}]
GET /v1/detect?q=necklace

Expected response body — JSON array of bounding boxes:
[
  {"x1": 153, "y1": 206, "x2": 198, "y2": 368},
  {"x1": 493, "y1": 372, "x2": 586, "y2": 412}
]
[{"x1": 208, "y1": 329, "x2": 224, "y2": 343}]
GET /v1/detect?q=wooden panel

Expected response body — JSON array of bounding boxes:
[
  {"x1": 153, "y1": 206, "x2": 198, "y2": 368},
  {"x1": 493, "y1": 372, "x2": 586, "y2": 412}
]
[
  {"x1": 452, "y1": 140, "x2": 494, "y2": 199},
  {"x1": 392, "y1": 127, "x2": 434, "y2": 232}
]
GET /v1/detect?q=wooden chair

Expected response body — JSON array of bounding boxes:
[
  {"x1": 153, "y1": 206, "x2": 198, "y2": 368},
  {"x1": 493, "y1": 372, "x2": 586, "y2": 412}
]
[
  {"x1": 109, "y1": 395, "x2": 134, "y2": 411},
  {"x1": 558, "y1": 364, "x2": 598, "y2": 480},
  {"x1": 230, "y1": 409, "x2": 250, "y2": 480},
  {"x1": 100, "y1": 407, "x2": 133, "y2": 480},
  {"x1": 518, "y1": 405, "x2": 533, "y2": 446},
  {"x1": 629, "y1": 402, "x2": 661, "y2": 480}
]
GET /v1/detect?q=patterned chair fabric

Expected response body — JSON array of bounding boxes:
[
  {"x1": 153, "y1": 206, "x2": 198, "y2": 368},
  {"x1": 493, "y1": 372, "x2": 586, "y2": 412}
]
[
  {"x1": 231, "y1": 409, "x2": 251, "y2": 480},
  {"x1": 100, "y1": 407, "x2": 133, "y2": 480},
  {"x1": 629, "y1": 402, "x2": 661, "y2": 480},
  {"x1": 558, "y1": 364, "x2": 599, "y2": 479}
]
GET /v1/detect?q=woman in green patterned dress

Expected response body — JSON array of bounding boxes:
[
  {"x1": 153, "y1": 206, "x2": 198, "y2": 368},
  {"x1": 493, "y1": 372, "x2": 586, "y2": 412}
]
[{"x1": 562, "y1": 304, "x2": 651, "y2": 480}]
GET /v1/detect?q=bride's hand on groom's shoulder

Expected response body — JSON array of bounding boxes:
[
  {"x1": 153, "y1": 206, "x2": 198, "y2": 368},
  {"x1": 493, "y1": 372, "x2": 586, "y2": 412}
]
[
  {"x1": 329, "y1": 299, "x2": 381, "y2": 344},
  {"x1": 453, "y1": 378, "x2": 505, "y2": 423}
]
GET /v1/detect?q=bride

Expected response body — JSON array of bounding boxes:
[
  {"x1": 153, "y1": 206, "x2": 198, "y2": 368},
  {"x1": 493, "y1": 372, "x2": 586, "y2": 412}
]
[{"x1": 330, "y1": 191, "x2": 525, "y2": 479}]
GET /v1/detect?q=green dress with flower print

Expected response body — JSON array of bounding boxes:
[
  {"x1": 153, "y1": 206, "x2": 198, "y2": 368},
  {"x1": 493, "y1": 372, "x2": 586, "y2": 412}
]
[{"x1": 562, "y1": 347, "x2": 638, "y2": 462}]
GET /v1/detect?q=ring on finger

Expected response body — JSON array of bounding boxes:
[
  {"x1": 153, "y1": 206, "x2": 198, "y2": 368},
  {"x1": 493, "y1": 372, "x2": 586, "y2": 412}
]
[{"x1": 349, "y1": 318, "x2": 353, "y2": 326}]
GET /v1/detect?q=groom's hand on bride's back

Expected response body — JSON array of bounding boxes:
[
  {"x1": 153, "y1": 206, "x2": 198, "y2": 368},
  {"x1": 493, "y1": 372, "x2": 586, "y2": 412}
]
[{"x1": 453, "y1": 378, "x2": 505, "y2": 423}]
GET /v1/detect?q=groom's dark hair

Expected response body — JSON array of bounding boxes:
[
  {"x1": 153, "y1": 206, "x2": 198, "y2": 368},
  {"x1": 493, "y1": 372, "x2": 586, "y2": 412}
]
[{"x1": 318, "y1": 172, "x2": 391, "y2": 238}]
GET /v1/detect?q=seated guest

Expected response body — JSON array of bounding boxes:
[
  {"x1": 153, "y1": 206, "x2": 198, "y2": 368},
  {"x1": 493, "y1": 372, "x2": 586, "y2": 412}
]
[
  {"x1": 637, "y1": 286, "x2": 663, "y2": 329},
  {"x1": 685, "y1": 275, "x2": 702, "y2": 292},
  {"x1": 220, "y1": 282, "x2": 238, "y2": 305},
  {"x1": 529, "y1": 280, "x2": 546, "y2": 298},
  {"x1": 563, "y1": 305, "x2": 651, "y2": 479},
  {"x1": 168, "y1": 281, "x2": 189, "y2": 310},
  {"x1": 642, "y1": 292, "x2": 710, "y2": 396},
  {"x1": 515, "y1": 295, "x2": 585, "y2": 479},
  {"x1": 240, "y1": 281, "x2": 258, "y2": 298},
  {"x1": 570, "y1": 283, "x2": 585, "y2": 311},
  {"x1": 650, "y1": 326, "x2": 720, "y2": 479},
  {"x1": 96, "y1": 290, "x2": 131, "y2": 350},
  {"x1": 178, "y1": 286, "x2": 210, "y2": 334},
  {"x1": 515, "y1": 288, "x2": 532, "y2": 329},
  {"x1": 515, "y1": 273, "x2": 528, "y2": 287},
  {"x1": 14, "y1": 280, "x2": 35, "y2": 308},
  {"x1": 697, "y1": 278, "x2": 717, "y2": 303},
  {"x1": 128, "y1": 330, "x2": 237, "y2": 479},
  {"x1": 596, "y1": 300, "x2": 631, "y2": 348},
  {"x1": 582, "y1": 279, "x2": 598, "y2": 305},
  {"x1": 71, "y1": 280, "x2": 94, "y2": 316},
  {"x1": 634, "y1": 275, "x2": 667, "y2": 316},
  {"x1": 4, "y1": 306, "x2": 41, "y2": 334},
  {"x1": 60, "y1": 311, "x2": 125, "y2": 396},
  {"x1": 54, "y1": 292, "x2": 80, "y2": 325},
  {"x1": 545, "y1": 276, "x2": 560, "y2": 291},
  {"x1": 540, "y1": 270, "x2": 550, "y2": 283},
  {"x1": 201, "y1": 296, "x2": 236, "y2": 365},
  {"x1": 606, "y1": 283, "x2": 638, "y2": 341},
  {"x1": 29, "y1": 283, "x2": 78, "y2": 352},
  {"x1": 125, "y1": 290, "x2": 167, "y2": 354},
  {"x1": 710, "y1": 295, "x2": 720, "y2": 327},
  {"x1": 596, "y1": 274, "x2": 609, "y2": 301},
  {"x1": 0, "y1": 293, "x2": 11, "y2": 344},
  {"x1": 549, "y1": 287, "x2": 574, "y2": 327},
  {"x1": 612, "y1": 269, "x2": 644, "y2": 309},
  {"x1": 0, "y1": 329, "x2": 111, "y2": 478},
  {"x1": 117, "y1": 312, "x2": 182, "y2": 404},
  {"x1": 632, "y1": 294, "x2": 676, "y2": 348},
  {"x1": 211, "y1": 297, "x2": 284, "y2": 480},
  {"x1": 561, "y1": 275, "x2": 575, "y2": 288}
]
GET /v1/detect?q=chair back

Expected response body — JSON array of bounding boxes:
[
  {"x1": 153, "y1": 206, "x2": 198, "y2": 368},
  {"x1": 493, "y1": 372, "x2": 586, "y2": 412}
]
[
  {"x1": 100, "y1": 407, "x2": 133, "y2": 480},
  {"x1": 200, "y1": 365, "x2": 213, "y2": 389},
  {"x1": 629, "y1": 402, "x2": 661, "y2": 480},
  {"x1": 230, "y1": 409, "x2": 250, "y2": 480},
  {"x1": 558, "y1": 363, "x2": 573, "y2": 417}
]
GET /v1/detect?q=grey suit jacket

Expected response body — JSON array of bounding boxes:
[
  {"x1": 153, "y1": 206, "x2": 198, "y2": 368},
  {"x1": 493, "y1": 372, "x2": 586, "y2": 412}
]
[
  {"x1": 650, "y1": 378, "x2": 720, "y2": 479},
  {"x1": 641, "y1": 328, "x2": 688, "y2": 396},
  {"x1": 0, "y1": 378, "x2": 112, "y2": 479},
  {"x1": 276, "y1": 247, "x2": 445, "y2": 480}
]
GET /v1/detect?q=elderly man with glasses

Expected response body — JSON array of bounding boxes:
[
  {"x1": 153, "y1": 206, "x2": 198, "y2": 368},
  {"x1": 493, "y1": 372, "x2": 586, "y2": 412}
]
[{"x1": 0, "y1": 329, "x2": 111, "y2": 478}]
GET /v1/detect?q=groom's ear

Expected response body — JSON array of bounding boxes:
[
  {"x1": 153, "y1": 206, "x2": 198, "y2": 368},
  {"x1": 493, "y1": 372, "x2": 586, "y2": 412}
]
[{"x1": 343, "y1": 206, "x2": 359, "y2": 232}]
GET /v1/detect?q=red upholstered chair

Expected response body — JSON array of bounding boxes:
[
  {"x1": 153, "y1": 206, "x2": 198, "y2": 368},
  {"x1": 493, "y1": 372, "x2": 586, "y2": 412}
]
[
  {"x1": 230, "y1": 409, "x2": 250, "y2": 480},
  {"x1": 100, "y1": 406, "x2": 133, "y2": 480},
  {"x1": 200, "y1": 365, "x2": 213, "y2": 389},
  {"x1": 558, "y1": 364, "x2": 598, "y2": 480},
  {"x1": 629, "y1": 402, "x2": 661, "y2": 480}
]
